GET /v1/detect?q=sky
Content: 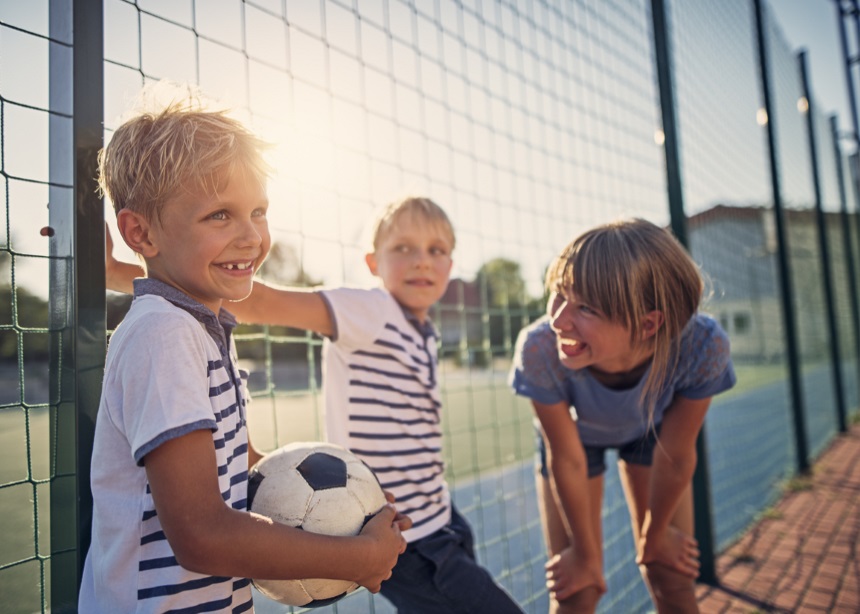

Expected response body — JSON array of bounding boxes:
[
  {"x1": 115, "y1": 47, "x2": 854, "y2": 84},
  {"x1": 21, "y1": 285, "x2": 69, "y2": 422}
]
[{"x1": 771, "y1": 0, "x2": 853, "y2": 142}]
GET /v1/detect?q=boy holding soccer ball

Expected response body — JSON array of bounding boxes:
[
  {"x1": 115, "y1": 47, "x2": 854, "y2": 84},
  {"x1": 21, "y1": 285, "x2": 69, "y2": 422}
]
[
  {"x1": 107, "y1": 196, "x2": 523, "y2": 613},
  {"x1": 82, "y1": 89, "x2": 408, "y2": 613}
]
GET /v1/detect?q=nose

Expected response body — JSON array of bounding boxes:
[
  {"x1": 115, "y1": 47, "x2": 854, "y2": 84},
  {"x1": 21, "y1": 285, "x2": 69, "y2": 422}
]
[
  {"x1": 411, "y1": 248, "x2": 430, "y2": 268},
  {"x1": 549, "y1": 300, "x2": 573, "y2": 332},
  {"x1": 236, "y1": 217, "x2": 265, "y2": 248}
]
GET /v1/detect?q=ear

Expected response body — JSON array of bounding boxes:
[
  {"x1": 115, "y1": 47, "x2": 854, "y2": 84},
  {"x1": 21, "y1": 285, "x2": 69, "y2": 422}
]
[
  {"x1": 116, "y1": 209, "x2": 159, "y2": 258},
  {"x1": 641, "y1": 310, "x2": 664, "y2": 340},
  {"x1": 365, "y1": 252, "x2": 379, "y2": 277}
]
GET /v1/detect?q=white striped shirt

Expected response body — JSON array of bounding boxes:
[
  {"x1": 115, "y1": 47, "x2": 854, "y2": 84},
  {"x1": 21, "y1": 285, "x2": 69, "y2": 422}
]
[
  {"x1": 321, "y1": 287, "x2": 451, "y2": 542},
  {"x1": 79, "y1": 280, "x2": 254, "y2": 613}
]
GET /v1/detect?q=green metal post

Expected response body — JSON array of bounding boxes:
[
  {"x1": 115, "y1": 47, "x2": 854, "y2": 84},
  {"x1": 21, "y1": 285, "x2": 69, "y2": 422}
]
[
  {"x1": 649, "y1": 0, "x2": 717, "y2": 586},
  {"x1": 830, "y1": 114, "x2": 860, "y2": 417},
  {"x1": 799, "y1": 52, "x2": 847, "y2": 433},
  {"x1": 754, "y1": 0, "x2": 809, "y2": 472},
  {"x1": 797, "y1": 51, "x2": 848, "y2": 433},
  {"x1": 48, "y1": 0, "x2": 105, "y2": 610},
  {"x1": 837, "y1": 0, "x2": 860, "y2": 264}
]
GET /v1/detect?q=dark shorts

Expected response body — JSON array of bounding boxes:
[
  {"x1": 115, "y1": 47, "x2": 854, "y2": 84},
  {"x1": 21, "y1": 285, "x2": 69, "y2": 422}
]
[
  {"x1": 537, "y1": 424, "x2": 661, "y2": 479},
  {"x1": 380, "y1": 505, "x2": 524, "y2": 613}
]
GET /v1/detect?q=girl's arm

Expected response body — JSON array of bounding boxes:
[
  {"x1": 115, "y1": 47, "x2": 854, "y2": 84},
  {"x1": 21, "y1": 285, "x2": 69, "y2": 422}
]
[
  {"x1": 638, "y1": 394, "x2": 711, "y2": 576},
  {"x1": 145, "y1": 429, "x2": 405, "y2": 591},
  {"x1": 533, "y1": 400, "x2": 606, "y2": 599}
]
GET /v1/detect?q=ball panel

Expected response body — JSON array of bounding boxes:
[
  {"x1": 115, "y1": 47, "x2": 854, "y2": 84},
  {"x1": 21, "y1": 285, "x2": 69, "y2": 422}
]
[
  {"x1": 343, "y1": 463, "x2": 388, "y2": 515},
  {"x1": 301, "y1": 489, "x2": 366, "y2": 535},
  {"x1": 302, "y1": 577, "x2": 357, "y2": 599},
  {"x1": 297, "y1": 452, "x2": 348, "y2": 490},
  {"x1": 253, "y1": 577, "x2": 313, "y2": 607}
]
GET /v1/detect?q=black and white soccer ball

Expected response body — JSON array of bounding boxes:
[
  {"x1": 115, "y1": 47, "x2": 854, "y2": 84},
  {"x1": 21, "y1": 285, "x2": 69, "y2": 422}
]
[{"x1": 247, "y1": 441, "x2": 387, "y2": 608}]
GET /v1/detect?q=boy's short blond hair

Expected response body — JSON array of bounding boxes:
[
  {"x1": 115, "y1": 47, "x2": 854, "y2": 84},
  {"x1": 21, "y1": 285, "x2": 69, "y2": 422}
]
[
  {"x1": 369, "y1": 197, "x2": 456, "y2": 251},
  {"x1": 98, "y1": 94, "x2": 270, "y2": 222}
]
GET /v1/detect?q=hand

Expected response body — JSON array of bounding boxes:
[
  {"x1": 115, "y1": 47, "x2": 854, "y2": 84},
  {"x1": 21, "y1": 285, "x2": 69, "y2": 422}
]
[
  {"x1": 355, "y1": 504, "x2": 406, "y2": 592},
  {"x1": 637, "y1": 525, "x2": 700, "y2": 579},
  {"x1": 545, "y1": 546, "x2": 606, "y2": 601},
  {"x1": 383, "y1": 490, "x2": 413, "y2": 533}
]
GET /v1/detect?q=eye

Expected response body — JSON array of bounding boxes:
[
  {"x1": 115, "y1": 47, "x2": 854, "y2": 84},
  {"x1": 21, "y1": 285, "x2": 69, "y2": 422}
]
[
  {"x1": 579, "y1": 304, "x2": 598, "y2": 316},
  {"x1": 209, "y1": 210, "x2": 227, "y2": 221},
  {"x1": 395, "y1": 244, "x2": 411, "y2": 254},
  {"x1": 430, "y1": 246, "x2": 449, "y2": 256},
  {"x1": 252, "y1": 207, "x2": 267, "y2": 218}
]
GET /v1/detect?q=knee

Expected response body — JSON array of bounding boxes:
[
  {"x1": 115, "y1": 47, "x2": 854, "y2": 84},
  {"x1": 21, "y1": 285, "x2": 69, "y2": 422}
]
[
  {"x1": 550, "y1": 586, "x2": 602, "y2": 614},
  {"x1": 642, "y1": 563, "x2": 698, "y2": 613}
]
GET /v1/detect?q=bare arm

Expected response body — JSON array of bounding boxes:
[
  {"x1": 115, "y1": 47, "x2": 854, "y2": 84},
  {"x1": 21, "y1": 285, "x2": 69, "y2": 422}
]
[
  {"x1": 228, "y1": 280, "x2": 333, "y2": 336},
  {"x1": 105, "y1": 224, "x2": 144, "y2": 295},
  {"x1": 639, "y1": 394, "x2": 711, "y2": 575},
  {"x1": 105, "y1": 225, "x2": 334, "y2": 334},
  {"x1": 533, "y1": 400, "x2": 605, "y2": 598},
  {"x1": 145, "y1": 429, "x2": 405, "y2": 591}
]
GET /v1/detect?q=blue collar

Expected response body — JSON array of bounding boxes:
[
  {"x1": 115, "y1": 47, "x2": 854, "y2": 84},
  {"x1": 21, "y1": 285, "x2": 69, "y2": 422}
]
[
  {"x1": 132, "y1": 278, "x2": 237, "y2": 353},
  {"x1": 399, "y1": 303, "x2": 439, "y2": 341}
]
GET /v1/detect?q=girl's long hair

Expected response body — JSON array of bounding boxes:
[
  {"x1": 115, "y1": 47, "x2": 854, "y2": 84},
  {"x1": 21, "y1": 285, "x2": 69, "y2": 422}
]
[{"x1": 545, "y1": 219, "x2": 703, "y2": 418}]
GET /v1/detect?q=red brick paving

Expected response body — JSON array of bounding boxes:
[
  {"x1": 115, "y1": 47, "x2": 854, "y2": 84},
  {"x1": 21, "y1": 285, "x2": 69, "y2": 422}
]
[{"x1": 696, "y1": 423, "x2": 860, "y2": 613}]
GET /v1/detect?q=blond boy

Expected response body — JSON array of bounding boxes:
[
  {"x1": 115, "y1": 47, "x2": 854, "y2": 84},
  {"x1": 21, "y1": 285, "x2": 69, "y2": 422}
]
[
  {"x1": 107, "y1": 196, "x2": 523, "y2": 612},
  {"x1": 84, "y1": 98, "x2": 406, "y2": 613}
]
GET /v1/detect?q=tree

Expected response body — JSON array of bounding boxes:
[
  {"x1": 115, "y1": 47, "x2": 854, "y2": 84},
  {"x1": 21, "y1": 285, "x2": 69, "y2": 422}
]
[
  {"x1": 475, "y1": 258, "x2": 528, "y2": 309},
  {"x1": 257, "y1": 242, "x2": 321, "y2": 288}
]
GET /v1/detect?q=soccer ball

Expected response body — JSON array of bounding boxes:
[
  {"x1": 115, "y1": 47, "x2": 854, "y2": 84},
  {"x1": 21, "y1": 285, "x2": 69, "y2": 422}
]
[{"x1": 247, "y1": 441, "x2": 387, "y2": 607}]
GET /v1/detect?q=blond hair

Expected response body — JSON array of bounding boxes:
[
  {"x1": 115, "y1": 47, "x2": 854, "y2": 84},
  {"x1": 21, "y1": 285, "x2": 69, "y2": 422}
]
[
  {"x1": 369, "y1": 197, "x2": 456, "y2": 251},
  {"x1": 98, "y1": 91, "x2": 270, "y2": 222},
  {"x1": 545, "y1": 218, "x2": 703, "y2": 416}
]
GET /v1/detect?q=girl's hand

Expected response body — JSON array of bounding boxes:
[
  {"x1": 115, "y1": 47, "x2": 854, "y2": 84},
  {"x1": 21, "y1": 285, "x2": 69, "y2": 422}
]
[
  {"x1": 355, "y1": 504, "x2": 406, "y2": 592},
  {"x1": 545, "y1": 546, "x2": 606, "y2": 601},
  {"x1": 637, "y1": 525, "x2": 700, "y2": 578}
]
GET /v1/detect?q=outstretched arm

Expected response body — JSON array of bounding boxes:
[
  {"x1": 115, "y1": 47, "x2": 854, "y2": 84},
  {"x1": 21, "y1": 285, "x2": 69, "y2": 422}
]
[
  {"x1": 638, "y1": 394, "x2": 711, "y2": 577},
  {"x1": 105, "y1": 223, "x2": 144, "y2": 295},
  {"x1": 533, "y1": 400, "x2": 606, "y2": 600},
  {"x1": 104, "y1": 225, "x2": 333, "y2": 335}
]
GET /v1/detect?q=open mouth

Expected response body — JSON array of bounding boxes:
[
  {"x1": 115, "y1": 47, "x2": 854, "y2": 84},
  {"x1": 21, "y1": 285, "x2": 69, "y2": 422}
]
[
  {"x1": 559, "y1": 338, "x2": 587, "y2": 358},
  {"x1": 217, "y1": 260, "x2": 255, "y2": 271}
]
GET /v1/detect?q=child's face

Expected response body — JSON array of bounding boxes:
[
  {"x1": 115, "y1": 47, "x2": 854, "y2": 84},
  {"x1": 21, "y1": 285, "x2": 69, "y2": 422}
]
[
  {"x1": 366, "y1": 215, "x2": 453, "y2": 323},
  {"x1": 144, "y1": 170, "x2": 270, "y2": 314},
  {"x1": 547, "y1": 291, "x2": 642, "y2": 374}
]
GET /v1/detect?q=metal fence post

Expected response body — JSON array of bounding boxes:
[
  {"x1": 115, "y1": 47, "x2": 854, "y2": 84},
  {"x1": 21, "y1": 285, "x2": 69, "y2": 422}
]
[
  {"x1": 830, "y1": 115, "x2": 860, "y2": 415},
  {"x1": 649, "y1": 0, "x2": 717, "y2": 585},
  {"x1": 753, "y1": 0, "x2": 810, "y2": 472},
  {"x1": 798, "y1": 51, "x2": 848, "y2": 433},
  {"x1": 48, "y1": 0, "x2": 105, "y2": 610},
  {"x1": 836, "y1": 0, "x2": 860, "y2": 262}
]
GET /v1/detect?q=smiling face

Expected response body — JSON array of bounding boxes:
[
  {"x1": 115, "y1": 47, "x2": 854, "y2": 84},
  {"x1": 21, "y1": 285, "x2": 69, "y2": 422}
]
[
  {"x1": 366, "y1": 212, "x2": 453, "y2": 323},
  {"x1": 141, "y1": 169, "x2": 270, "y2": 314},
  {"x1": 547, "y1": 291, "x2": 654, "y2": 375}
]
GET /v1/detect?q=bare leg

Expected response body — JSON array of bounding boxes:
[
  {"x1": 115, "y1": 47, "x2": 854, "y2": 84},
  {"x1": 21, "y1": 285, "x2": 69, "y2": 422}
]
[
  {"x1": 536, "y1": 470, "x2": 605, "y2": 614},
  {"x1": 617, "y1": 461, "x2": 699, "y2": 614}
]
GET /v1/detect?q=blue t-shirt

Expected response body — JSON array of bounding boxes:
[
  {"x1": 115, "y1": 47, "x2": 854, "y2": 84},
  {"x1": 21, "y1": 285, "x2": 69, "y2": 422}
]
[{"x1": 509, "y1": 313, "x2": 736, "y2": 446}]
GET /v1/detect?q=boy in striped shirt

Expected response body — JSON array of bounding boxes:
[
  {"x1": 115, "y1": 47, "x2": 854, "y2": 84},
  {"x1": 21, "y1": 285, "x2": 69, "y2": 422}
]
[
  {"x1": 83, "y1": 92, "x2": 407, "y2": 613},
  {"x1": 173, "y1": 197, "x2": 523, "y2": 613},
  {"x1": 107, "y1": 196, "x2": 524, "y2": 612}
]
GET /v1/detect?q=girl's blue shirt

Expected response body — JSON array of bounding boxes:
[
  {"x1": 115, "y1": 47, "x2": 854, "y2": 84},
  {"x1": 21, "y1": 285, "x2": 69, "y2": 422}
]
[{"x1": 509, "y1": 313, "x2": 736, "y2": 446}]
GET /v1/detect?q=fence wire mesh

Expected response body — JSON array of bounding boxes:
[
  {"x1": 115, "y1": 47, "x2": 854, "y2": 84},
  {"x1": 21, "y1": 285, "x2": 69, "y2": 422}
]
[{"x1": 1, "y1": 0, "x2": 859, "y2": 613}]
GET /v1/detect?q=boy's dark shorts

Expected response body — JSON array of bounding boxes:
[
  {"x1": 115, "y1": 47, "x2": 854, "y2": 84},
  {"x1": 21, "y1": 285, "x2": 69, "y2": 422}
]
[
  {"x1": 536, "y1": 424, "x2": 662, "y2": 479},
  {"x1": 380, "y1": 505, "x2": 523, "y2": 613}
]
